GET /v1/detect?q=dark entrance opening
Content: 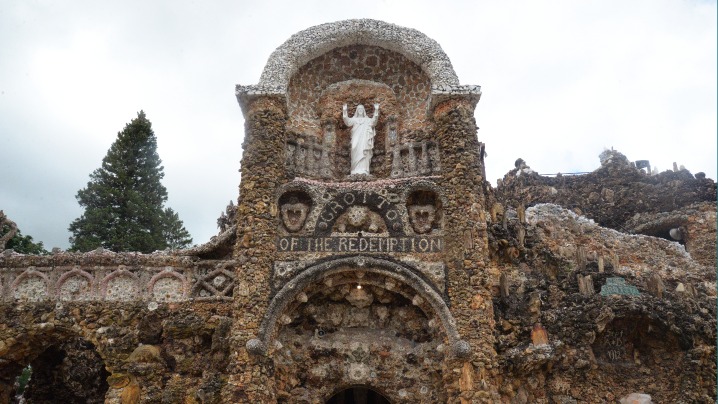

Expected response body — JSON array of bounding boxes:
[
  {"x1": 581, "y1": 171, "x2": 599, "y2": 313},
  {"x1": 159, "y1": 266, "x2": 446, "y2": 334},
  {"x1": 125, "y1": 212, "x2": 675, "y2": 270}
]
[
  {"x1": 22, "y1": 338, "x2": 109, "y2": 403},
  {"x1": 326, "y1": 387, "x2": 391, "y2": 404}
]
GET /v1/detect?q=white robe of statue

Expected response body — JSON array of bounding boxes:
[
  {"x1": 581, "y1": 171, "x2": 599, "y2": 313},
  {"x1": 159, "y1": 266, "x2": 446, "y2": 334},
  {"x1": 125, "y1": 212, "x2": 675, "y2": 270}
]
[{"x1": 343, "y1": 103, "x2": 379, "y2": 175}]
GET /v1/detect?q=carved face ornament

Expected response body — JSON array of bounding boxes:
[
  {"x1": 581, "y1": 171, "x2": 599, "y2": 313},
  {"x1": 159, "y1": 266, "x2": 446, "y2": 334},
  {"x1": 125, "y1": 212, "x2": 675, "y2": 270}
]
[
  {"x1": 281, "y1": 200, "x2": 309, "y2": 232},
  {"x1": 409, "y1": 205, "x2": 436, "y2": 234},
  {"x1": 347, "y1": 206, "x2": 369, "y2": 227}
]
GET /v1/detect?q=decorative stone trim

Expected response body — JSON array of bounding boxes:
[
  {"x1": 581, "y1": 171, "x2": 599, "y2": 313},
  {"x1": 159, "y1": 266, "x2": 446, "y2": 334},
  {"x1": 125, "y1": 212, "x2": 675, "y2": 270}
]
[
  {"x1": 148, "y1": 268, "x2": 188, "y2": 302},
  {"x1": 0, "y1": 262, "x2": 234, "y2": 302},
  {"x1": 389, "y1": 140, "x2": 441, "y2": 178},
  {"x1": 11, "y1": 267, "x2": 49, "y2": 301},
  {"x1": 56, "y1": 267, "x2": 94, "y2": 301},
  {"x1": 191, "y1": 266, "x2": 236, "y2": 300},
  {"x1": 285, "y1": 134, "x2": 334, "y2": 179},
  {"x1": 101, "y1": 269, "x2": 140, "y2": 301},
  {"x1": 254, "y1": 19, "x2": 460, "y2": 93},
  {"x1": 429, "y1": 84, "x2": 482, "y2": 110}
]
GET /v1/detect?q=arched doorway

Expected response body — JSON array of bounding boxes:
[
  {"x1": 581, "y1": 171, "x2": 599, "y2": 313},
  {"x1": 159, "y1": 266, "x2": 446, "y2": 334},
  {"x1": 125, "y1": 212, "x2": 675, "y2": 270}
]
[
  {"x1": 253, "y1": 256, "x2": 458, "y2": 402},
  {"x1": 326, "y1": 387, "x2": 391, "y2": 404},
  {"x1": 21, "y1": 337, "x2": 109, "y2": 403}
]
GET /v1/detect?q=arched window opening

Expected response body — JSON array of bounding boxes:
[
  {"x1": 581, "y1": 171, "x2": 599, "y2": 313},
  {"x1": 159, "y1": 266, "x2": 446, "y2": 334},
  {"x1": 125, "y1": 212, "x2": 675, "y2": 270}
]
[{"x1": 326, "y1": 386, "x2": 391, "y2": 404}]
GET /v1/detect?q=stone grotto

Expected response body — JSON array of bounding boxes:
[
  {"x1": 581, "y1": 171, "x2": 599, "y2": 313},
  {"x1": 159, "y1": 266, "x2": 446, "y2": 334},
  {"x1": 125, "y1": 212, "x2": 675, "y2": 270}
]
[{"x1": 0, "y1": 19, "x2": 715, "y2": 403}]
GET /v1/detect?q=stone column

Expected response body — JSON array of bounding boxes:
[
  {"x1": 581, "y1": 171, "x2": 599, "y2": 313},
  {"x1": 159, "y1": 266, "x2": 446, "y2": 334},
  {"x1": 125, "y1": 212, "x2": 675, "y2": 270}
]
[
  {"x1": 432, "y1": 96, "x2": 499, "y2": 402},
  {"x1": 224, "y1": 93, "x2": 288, "y2": 403}
]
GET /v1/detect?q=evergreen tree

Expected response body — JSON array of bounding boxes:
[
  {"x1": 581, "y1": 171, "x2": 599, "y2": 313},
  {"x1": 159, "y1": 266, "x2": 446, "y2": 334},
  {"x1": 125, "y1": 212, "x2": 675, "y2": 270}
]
[
  {"x1": 69, "y1": 111, "x2": 192, "y2": 252},
  {"x1": 162, "y1": 208, "x2": 193, "y2": 249}
]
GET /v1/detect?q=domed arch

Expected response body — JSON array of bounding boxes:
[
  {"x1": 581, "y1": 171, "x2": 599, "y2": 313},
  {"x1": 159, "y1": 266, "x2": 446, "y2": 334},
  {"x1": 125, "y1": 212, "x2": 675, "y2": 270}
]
[
  {"x1": 252, "y1": 19, "x2": 460, "y2": 94},
  {"x1": 0, "y1": 319, "x2": 110, "y2": 403},
  {"x1": 246, "y1": 255, "x2": 470, "y2": 358}
]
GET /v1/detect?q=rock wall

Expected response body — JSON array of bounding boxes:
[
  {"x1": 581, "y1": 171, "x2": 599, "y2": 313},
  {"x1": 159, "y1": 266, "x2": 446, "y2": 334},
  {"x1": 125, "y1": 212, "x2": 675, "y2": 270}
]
[
  {"x1": 0, "y1": 20, "x2": 714, "y2": 404},
  {"x1": 495, "y1": 150, "x2": 717, "y2": 268},
  {"x1": 495, "y1": 151, "x2": 715, "y2": 231},
  {"x1": 0, "y1": 297, "x2": 233, "y2": 403},
  {"x1": 488, "y1": 204, "x2": 716, "y2": 402},
  {"x1": 490, "y1": 151, "x2": 716, "y2": 402}
]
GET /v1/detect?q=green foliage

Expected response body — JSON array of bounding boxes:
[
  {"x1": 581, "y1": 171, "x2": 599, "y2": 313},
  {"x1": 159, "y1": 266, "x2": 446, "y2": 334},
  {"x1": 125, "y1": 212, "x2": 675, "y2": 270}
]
[
  {"x1": 5, "y1": 228, "x2": 48, "y2": 255},
  {"x1": 69, "y1": 111, "x2": 192, "y2": 252},
  {"x1": 16, "y1": 365, "x2": 31, "y2": 395},
  {"x1": 162, "y1": 208, "x2": 193, "y2": 249}
]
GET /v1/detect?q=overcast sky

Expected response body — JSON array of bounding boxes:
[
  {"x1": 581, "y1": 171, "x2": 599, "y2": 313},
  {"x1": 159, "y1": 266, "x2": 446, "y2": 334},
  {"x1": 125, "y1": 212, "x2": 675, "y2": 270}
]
[{"x1": 1, "y1": 0, "x2": 715, "y2": 250}]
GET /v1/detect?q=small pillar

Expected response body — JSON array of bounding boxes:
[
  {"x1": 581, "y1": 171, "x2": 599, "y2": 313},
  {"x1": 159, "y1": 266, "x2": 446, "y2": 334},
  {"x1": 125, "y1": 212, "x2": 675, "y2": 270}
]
[
  {"x1": 647, "y1": 273, "x2": 665, "y2": 298},
  {"x1": 577, "y1": 274, "x2": 595, "y2": 296},
  {"x1": 576, "y1": 246, "x2": 587, "y2": 270},
  {"x1": 499, "y1": 273, "x2": 510, "y2": 298}
]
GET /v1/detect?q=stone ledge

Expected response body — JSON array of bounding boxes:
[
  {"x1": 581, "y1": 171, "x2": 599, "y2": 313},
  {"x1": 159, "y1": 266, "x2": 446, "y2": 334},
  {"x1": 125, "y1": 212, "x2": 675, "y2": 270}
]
[
  {"x1": 235, "y1": 85, "x2": 286, "y2": 116},
  {"x1": 429, "y1": 84, "x2": 482, "y2": 110}
]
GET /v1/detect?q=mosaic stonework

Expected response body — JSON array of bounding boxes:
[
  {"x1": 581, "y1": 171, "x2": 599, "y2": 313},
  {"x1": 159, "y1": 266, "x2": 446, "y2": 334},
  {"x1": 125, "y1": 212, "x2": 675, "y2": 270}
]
[
  {"x1": 150, "y1": 274, "x2": 185, "y2": 302},
  {"x1": 600, "y1": 277, "x2": 640, "y2": 296},
  {"x1": 103, "y1": 271, "x2": 140, "y2": 301},
  {"x1": 256, "y1": 19, "x2": 460, "y2": 92},
  {"x1": 12, "y1": 269, "x2": 48, "y2": 301},
  {"x1": 0, "y1": 18, "x2": 715, "y2": 404},
  {"x1": 287, "y1": 45, "x2": 432, "y2": 136},
  {"x1": 57, "y1": 270, "x2": 93, "y2": 301},
  {"x1": 192, "y1": 266, "x2": 235, "y2": 300}
]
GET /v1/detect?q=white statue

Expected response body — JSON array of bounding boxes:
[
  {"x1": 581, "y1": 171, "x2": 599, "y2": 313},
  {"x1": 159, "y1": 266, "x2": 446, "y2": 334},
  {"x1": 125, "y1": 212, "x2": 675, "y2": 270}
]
[{"x1": 343, "y1": 103, "x2": 379, "y2": 175}]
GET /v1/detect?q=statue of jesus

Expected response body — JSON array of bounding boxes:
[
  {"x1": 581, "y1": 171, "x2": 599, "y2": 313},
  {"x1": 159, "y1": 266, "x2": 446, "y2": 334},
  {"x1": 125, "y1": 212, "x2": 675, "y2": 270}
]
[{"x1": 343, "y1": 103, "x2": 379, "y2": 175}]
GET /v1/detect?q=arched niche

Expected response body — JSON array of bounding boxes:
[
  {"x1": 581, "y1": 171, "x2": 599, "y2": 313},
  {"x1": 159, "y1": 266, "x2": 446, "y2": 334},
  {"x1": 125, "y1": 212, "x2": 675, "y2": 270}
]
[
  {"x1": 590, "y1": 316, "x2": 693, "y2": 401},
  {"x1": 101, "y1": 269, "x2": 140, "y2": 301},
  {"x1": 11, "y1": 268, "x2": 49, "y2": 301},
  {"x1": 0, "y1": 326, "x2": 109, "y2": 404},
  {"x1": 326, "y1": 386, "x2": 392, "y2": 404},
  {"x1": 311, "y1": 79, "x2": 400, "y2": 177},
  {"x1": 257, "y1": 19, "x2": 459, "y2": 93},
  {"x1": 21, "y1": 337, "x2": 110, "y2": 403},
  {"x1": 277, "y1": 270, "x2": 437, "y2": 343},
  {"x1": 267, "y1": 257, "x2": 452, "y2": 403},
  {"x1": 286, "y1": 45, "x2": 429, "y2": 138},
  {"x1": 592, "y1": 316, "x2": 687, "y2": 366},
  {"x1": 57, "y1": 268, "x2": 94, "y2": 301},
  {"x1": 246, "y1": 256, "x2": 469, "y2": 358},
  {"x1": 148, "y1": 268, "x2": 187, "y2": 302}
]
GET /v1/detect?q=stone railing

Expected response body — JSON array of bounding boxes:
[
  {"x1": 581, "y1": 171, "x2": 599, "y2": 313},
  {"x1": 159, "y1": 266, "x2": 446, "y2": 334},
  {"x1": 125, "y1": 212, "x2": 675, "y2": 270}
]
[
  {"x1": 390, "y1": 140, "x2": 441, "y2": 178},
  {"x1": 286, "y1": 135, "x2": 333, "y2": 178},
  {"x1": 0, "y1": 250, "x2": 236, "y2": 303}
]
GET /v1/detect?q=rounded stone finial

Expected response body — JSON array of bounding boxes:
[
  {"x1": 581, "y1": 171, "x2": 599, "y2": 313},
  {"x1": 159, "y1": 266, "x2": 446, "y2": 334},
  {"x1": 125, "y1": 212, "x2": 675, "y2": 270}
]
[
  {"x1": 453, "y1": 340, "x2": 471, "y2": 358},
  {"x1": 246, "y1": 338, "x2": 267, "y2": 356}
]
